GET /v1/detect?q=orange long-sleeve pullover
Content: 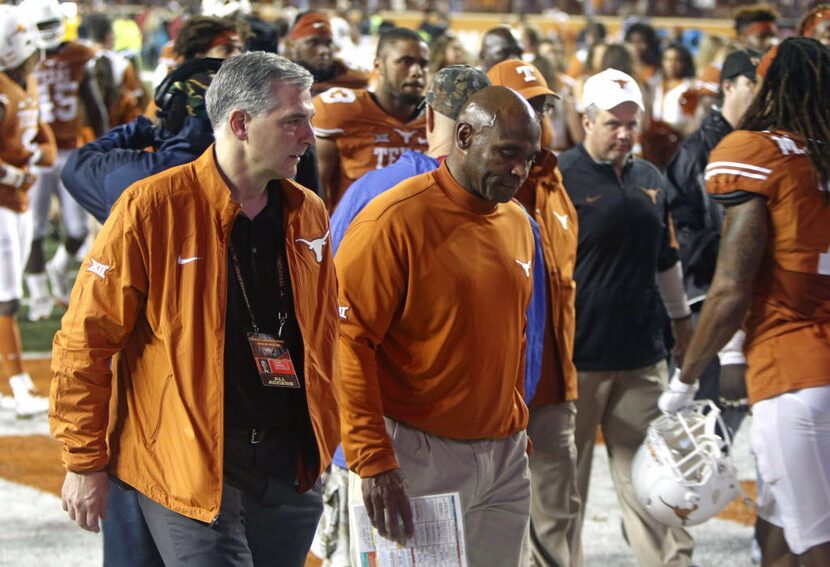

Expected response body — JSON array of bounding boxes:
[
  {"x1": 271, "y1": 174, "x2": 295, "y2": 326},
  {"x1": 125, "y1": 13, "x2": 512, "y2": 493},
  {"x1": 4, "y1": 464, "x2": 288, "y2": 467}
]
[{"x1": 335, "y1": 161, "x2": 534, "y2": 478}]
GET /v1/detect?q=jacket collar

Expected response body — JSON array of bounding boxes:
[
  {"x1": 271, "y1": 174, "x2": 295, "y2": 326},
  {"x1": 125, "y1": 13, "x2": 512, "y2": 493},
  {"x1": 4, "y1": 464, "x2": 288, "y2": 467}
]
[{"x1": 193, "y1": 144, "x2": 308, "y2": 217}]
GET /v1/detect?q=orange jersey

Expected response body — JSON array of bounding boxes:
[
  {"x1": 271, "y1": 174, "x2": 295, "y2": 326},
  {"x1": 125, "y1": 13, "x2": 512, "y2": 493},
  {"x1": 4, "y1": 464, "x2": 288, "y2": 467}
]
[
  {"x1": 312, "y1": 88, "x2": 427, "y2": 206},
  {"x1": 35, "y1": 42, "x2": 96, "y2": 149},
  {"x1": 706, "y1": 130, "x2": 830, "y2": 404},
  {"x1": 0, "y1": 72, "x2": 56, "y2": 212}
]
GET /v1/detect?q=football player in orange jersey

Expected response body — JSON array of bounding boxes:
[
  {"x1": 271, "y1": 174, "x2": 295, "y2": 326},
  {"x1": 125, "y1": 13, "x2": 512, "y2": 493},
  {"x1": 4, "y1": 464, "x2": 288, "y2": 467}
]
[
  {"x1": 0, "y1": 5, "x2": 57, "y2": 418},
  {"x1": 20, "y1": 0, "x2": 108, "y2": 319},
  {"x1": 659, "y1": 38, "x2": 830, "y2": 567},
  {"x1": 313, "y1": 27, "x2": 429, "y2": 211}
]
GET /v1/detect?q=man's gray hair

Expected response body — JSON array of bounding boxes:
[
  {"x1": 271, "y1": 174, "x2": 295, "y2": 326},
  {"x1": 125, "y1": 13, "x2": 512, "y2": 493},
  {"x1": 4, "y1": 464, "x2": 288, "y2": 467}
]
[
  {"x1": 206, "y1": 52, "x2": 313, "y2": 134},
  {"x1": 584, "y1": 103, "x2": 601, "y2": 122}
]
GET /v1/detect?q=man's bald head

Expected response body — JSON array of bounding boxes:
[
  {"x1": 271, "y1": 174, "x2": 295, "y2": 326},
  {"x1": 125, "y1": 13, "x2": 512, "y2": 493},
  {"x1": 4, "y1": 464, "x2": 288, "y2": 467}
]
[
  {"x1": 456, "y1": 85, "x2": 539, "y2": 134},
  {"x1": 448, "y1": 86, "x2": 541, "y2": 204}
]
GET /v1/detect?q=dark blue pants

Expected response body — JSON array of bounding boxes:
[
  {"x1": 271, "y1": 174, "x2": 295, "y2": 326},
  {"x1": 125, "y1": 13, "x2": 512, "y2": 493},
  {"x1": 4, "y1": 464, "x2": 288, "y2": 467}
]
[
  {"x1": 136, "y1": 477, "x2": 322, "y2": 567},
  {"x1": 103, "y1": 478, "x2": 164, "y2": 567}
]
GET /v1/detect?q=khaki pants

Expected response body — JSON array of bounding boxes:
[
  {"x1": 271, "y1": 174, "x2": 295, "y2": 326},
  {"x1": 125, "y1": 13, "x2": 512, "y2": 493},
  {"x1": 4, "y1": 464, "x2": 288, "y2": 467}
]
[
  {"x1": 574, "y1": 361, "x2": 694, "y2": 567},
  {"x1": 350, "y1": 418, "x2": 531, "y2": 567},
  {"x1": 527, "y1": 401, "x2": 582, "y2": 567}
]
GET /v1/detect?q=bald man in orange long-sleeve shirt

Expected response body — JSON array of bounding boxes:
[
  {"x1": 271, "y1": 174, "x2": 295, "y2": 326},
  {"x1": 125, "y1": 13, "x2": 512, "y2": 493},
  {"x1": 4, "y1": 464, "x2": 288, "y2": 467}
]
[{"x1": 336, "y1": 86, "x2": 542, "y2": 566}]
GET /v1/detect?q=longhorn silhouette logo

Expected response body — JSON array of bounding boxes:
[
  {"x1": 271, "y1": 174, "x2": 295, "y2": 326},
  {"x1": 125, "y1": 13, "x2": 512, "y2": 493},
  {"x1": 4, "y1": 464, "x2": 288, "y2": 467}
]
[{"x1": 295, "y1": 231, "x2": 330, "y2": 263}]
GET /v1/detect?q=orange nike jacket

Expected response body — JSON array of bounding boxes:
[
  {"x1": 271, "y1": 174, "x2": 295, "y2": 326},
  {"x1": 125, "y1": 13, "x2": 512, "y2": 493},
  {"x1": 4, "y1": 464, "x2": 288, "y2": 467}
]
[{"x1": 50, "y1": 146, "x2": 341, "y2": 524}]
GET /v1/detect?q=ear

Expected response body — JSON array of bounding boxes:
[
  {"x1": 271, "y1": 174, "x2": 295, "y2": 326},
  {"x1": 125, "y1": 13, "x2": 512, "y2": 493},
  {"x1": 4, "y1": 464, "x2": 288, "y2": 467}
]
[
  {"x1": 426, "y1": 106, "x2": 435, "y2": 133},
  {"x1": 373, "y1": 56, "x2": 381, "y2": 71},
  {"x1": 581, "y1": 113, "x2": 592, "y2": 136},
  {"x1": 228, "y1": 109, "x2": 248, "y2": 141},
  {"x1": 456, "y1": 122, "x2": 473, "y2": 151},
  {"x1": 720, "y1": 79, "x2": 732, "y2": 97}
]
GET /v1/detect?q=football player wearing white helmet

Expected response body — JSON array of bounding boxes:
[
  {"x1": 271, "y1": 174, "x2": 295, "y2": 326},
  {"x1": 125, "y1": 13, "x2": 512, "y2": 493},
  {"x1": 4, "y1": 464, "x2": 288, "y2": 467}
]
[
  {"x1": 0, "y1": 4, "x2": 57, "y2": 418},
  {"x1": 19, "y1": 0, "x2": 108, "y2": 319},
  {"x1": 659, "y1": 38, "x2": 830, "y2": 566},
  {"x1": 633, "y1": 401, "x2": 739, "y2": 528},
  {"x1": 22, "y1": 0, "x2": 65, "y2": 51}
]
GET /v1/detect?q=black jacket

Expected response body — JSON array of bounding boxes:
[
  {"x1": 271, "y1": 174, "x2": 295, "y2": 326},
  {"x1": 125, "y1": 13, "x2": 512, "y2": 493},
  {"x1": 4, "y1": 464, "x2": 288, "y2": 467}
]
[
  {"x1": 665, "y1": 109, "x2": 733, "y2": 304},
  {"x1": 560, "y1": 144, "x2": 678, "y2": 371}
]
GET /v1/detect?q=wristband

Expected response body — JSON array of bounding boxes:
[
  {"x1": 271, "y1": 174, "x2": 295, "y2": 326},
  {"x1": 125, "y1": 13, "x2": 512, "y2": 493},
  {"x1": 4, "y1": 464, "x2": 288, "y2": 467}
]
[
  {"x1": 0, "y1": 164, "x2": 27, "y2": 188},
  {"x1": 656, "y1": 262, "x2": 692, "y2": 319}
]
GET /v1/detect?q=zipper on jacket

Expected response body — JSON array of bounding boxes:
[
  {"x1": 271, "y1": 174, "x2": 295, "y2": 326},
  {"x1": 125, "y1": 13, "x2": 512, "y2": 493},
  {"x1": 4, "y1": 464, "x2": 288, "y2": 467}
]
[
  {"x1": 216, "y1": 211, "x2": 237, "y2": 511},
  {"x1": 209, "y1": 513, "x2": 221, "y2": 528}
]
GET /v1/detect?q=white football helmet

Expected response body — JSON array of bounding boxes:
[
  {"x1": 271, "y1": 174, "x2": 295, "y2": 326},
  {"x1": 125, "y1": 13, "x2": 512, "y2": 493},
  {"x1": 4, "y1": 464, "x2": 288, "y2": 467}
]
[
  {"x1": 0, "y1": 5, "x2": 39, "y2": 71},
  {"x1": 200, "y1": 0, "x2": 251, "y2": 17},
  {"x1": 632, "y1": 400, "x2": 739, "y2": 527},
  {"x1": 19, "y1": 0, "x2": 65, "y2": 51}
]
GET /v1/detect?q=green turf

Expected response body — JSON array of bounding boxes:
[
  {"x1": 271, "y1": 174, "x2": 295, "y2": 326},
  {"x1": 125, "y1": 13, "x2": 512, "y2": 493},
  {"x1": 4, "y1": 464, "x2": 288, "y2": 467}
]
[
  {"x1": 20, "y1": 304, "x2": 66, "y2": 354},
  {"x1": 20, "y1": 235, "x2": 78, "y2": 354}
]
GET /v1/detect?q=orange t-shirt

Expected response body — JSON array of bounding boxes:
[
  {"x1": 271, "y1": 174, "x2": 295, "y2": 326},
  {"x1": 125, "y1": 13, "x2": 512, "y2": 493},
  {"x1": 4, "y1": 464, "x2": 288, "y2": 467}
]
[
  {"x1": 335, "y1": 161, "x2": 533, "y2": 477},
  {"x1": 0, "y1": 72, "x2": 56, "y2": 212},
  {"x1": 706, "y1": 130, "x2": 830, "y2": 404},
  {"x1": 312, "y1": 88, "x2": 427, "y2": 208},
  {"x1": 35, "y1": 42, "x2": 96, "y2": 149}
]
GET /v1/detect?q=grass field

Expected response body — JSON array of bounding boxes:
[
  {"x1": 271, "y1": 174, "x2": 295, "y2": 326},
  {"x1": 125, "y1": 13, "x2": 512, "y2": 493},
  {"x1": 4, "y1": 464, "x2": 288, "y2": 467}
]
[
  {"x1": 19, "y1": 307, "x2": 65, "y2": 354},
  {"x1": 19, "y1": 233, "x2": 78, "y2": 354}
]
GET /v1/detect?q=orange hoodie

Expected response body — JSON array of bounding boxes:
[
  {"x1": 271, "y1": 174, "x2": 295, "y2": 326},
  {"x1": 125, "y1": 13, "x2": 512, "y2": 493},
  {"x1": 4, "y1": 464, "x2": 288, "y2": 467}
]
[
  {"x1": 335, "y1": 161, "x2": 533, "y2": 478},
  {"x1": 50, "y1": 147, "x2": 341, "y2": 524}
]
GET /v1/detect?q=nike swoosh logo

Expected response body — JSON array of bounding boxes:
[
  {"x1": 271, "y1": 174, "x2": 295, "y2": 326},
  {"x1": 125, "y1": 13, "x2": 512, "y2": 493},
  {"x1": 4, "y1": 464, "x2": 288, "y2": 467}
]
[
  {"x1": 177, "y1": 256, "x2": 202, "y2": 265},
  {"x1": 585, "y1": 195, "x2": 604, "y2": 204}
]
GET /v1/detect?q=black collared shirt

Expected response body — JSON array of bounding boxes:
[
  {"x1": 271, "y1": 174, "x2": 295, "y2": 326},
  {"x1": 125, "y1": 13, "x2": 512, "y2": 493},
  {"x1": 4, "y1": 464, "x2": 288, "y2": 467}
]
[
  {"x1": 559, "y1": 144, "x2": 679, "y2": 371},
  {"x1": 223, "y1": 184, "x2": 308, "y2": 433}
]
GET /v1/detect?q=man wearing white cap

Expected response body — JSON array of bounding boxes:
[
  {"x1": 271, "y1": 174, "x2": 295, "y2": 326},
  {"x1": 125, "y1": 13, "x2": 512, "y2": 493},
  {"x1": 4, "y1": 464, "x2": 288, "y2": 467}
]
[{"x1": 558, "y1": 68, "x2": 695, "y2": 566}]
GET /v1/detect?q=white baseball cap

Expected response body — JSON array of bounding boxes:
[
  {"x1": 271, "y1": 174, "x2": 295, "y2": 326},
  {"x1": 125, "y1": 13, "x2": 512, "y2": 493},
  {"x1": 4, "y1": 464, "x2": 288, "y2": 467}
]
[{"x1": 582, "y1": 68, "x2": 644, "y2": 111}]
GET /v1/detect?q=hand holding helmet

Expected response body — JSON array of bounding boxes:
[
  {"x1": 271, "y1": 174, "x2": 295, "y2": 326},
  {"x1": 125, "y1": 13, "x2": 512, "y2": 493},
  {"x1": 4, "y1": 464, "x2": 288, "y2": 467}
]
[{"x1": 658, "y1": 368, "x2": 698, "y2": 414}]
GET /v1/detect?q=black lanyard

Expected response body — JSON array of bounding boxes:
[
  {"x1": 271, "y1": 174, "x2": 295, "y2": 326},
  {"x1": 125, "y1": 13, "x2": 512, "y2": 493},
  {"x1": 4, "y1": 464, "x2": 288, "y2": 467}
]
[{"x1": 228, "y1": 238, "x2": 289, "y2": 337}]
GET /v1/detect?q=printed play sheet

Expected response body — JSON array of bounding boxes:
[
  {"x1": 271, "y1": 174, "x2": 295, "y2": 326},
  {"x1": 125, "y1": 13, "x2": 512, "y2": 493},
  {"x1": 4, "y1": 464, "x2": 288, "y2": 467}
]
[{"x1": 351, "y1": 492, "x2": 467, "y2": 567}]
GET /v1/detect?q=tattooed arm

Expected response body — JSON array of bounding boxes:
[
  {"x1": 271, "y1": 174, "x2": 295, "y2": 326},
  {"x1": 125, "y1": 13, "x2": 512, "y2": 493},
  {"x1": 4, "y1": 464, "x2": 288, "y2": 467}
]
[{"x1": 678, "y1": 195, "x2": 768, "y2": 384}]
